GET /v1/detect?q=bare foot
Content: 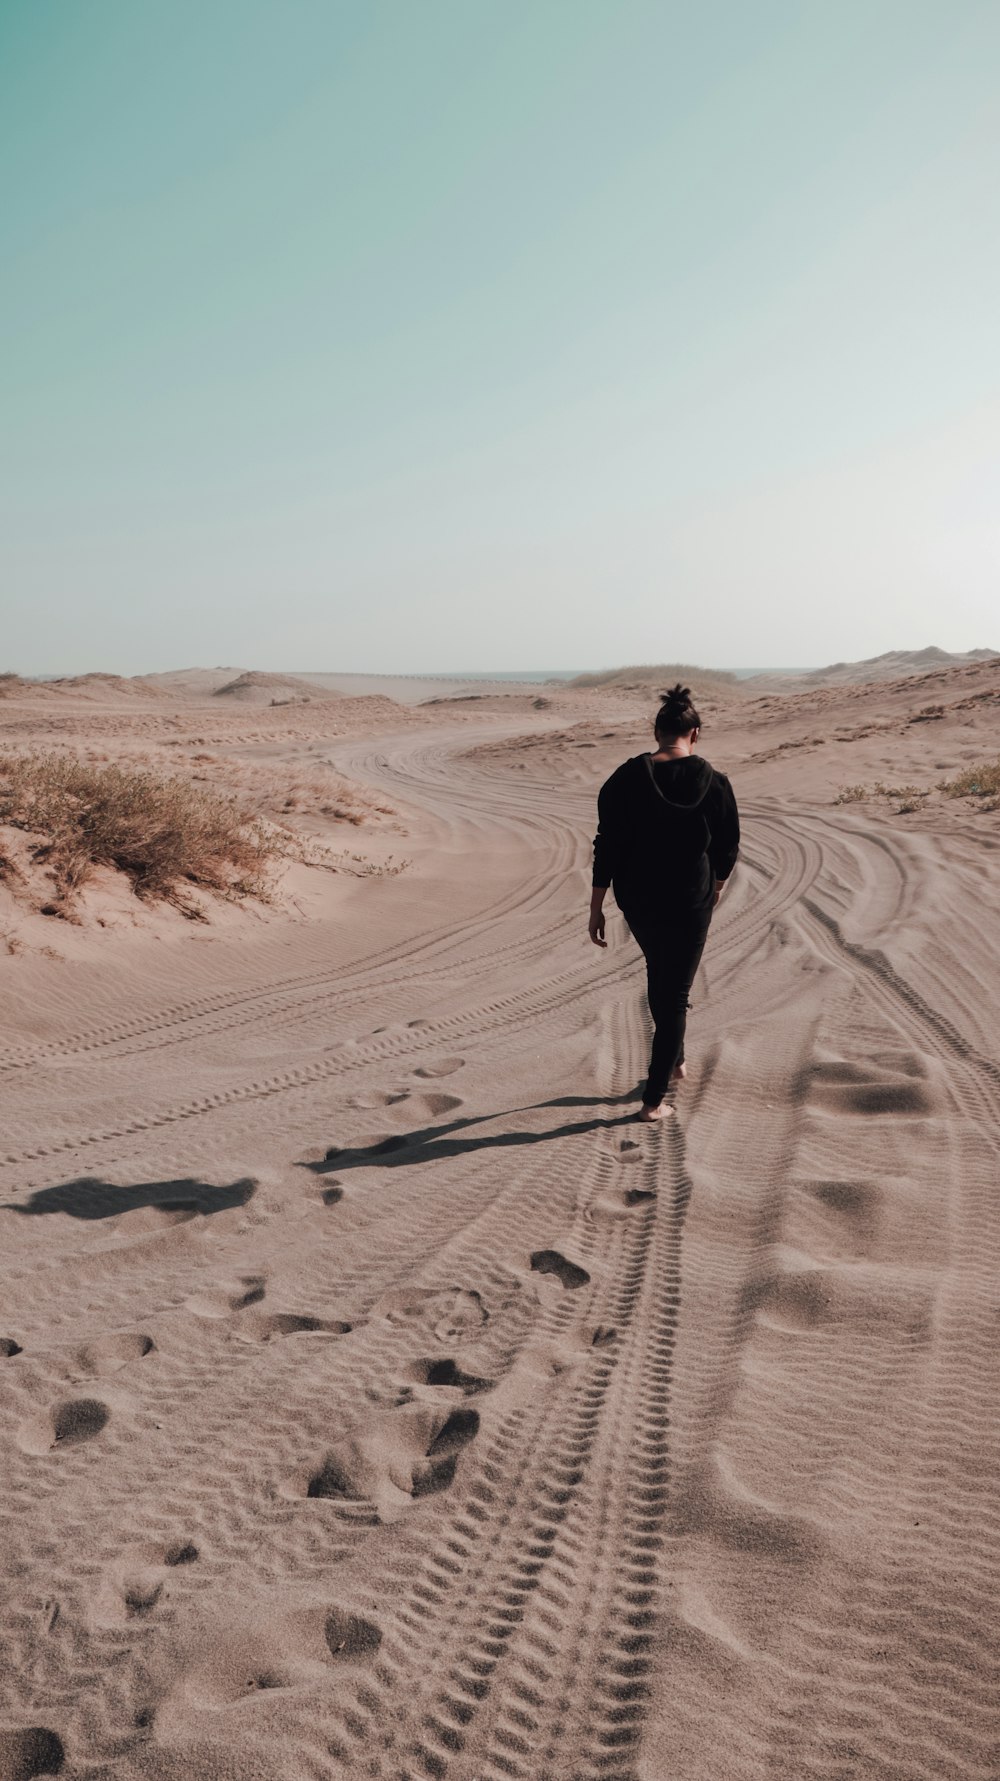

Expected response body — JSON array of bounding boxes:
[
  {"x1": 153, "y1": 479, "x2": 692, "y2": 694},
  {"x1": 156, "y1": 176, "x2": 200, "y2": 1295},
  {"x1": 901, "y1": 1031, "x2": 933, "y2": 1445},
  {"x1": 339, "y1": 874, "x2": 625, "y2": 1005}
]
[
  {"x1": 671, "y1": 1062, "x2": 687, "y2": 1084},
  {"x1": 638, "y1": 1102, "x2": 672, "y2": 1123}
]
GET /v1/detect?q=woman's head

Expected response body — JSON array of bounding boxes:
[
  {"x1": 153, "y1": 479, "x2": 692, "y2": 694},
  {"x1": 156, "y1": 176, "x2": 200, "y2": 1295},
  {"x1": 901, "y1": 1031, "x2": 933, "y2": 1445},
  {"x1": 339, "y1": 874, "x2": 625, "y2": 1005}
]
[{"x1": 654, "y1": 683, "x2": 701, "y2": 744}]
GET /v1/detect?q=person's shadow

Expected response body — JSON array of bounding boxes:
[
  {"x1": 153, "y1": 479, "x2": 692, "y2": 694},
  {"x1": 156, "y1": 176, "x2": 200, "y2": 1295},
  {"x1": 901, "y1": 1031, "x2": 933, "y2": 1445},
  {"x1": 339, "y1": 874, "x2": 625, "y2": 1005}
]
[
  {"x1": 299, "y1": 1091, "x2": 645, "y2": 1178},
  {"x1": 4, "y1": 1176, "x2": 256, "y2": 1220}
]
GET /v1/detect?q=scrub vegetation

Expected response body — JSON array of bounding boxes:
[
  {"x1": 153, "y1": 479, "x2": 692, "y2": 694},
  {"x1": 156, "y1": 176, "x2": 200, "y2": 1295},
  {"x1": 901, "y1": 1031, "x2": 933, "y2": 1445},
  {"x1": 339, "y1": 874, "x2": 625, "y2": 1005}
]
[
  {"x1": 834, "y1": 760, "x2": 1000, "y2": 814},
  {"x1": 938, "y1": 760, "x2": 1000, "y2": 805},
  {"x1": 0, "y1": 751, "x2": 282, "y2": 914}
]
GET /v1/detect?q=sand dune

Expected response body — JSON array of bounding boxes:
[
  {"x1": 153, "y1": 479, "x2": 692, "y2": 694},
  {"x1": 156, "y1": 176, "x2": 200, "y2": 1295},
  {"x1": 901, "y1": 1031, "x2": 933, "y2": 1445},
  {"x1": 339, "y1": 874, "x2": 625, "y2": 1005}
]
[
  {"x1": 1, "y1": 660, "x2": 998, "y2": 1778},
  {"x1": 747, "y1": 643, "x2": 997, "y2": 691}
]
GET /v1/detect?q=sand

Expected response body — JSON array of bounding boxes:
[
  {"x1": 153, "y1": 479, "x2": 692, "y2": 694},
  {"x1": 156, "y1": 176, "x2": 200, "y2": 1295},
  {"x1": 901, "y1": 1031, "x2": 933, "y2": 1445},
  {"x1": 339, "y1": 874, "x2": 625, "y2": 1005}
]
[{"x1": 1, "y1": 660, "x2": 999, "y2": 1779}]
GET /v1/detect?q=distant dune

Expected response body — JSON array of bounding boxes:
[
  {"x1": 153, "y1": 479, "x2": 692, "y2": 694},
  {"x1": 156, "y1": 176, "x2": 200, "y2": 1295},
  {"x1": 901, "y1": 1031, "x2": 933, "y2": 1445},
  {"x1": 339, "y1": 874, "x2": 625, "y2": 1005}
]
[
  {"x1": 568, "y1": 662, "x2": 743, "y2": 692},
  {"x1": 749, "y1": 644, "x2": 997, "y2": 691},
  {"x1": 212, "y1": 670, "x2": 336, "y2": 704},
  {"x1": 568, "y1": 648, "x2": 997, "y2": 697}
]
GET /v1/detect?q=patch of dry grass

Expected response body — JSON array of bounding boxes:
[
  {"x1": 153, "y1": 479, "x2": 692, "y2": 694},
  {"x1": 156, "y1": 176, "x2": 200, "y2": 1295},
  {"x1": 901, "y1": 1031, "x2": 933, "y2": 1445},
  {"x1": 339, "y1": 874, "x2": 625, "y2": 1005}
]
[
  {"x1": 835, "y1": 762, "x2": 1000, "y2": 812},
  {"x1": 0, "y1": 752, "x2": 283, "y2": 913},
  {"x1": 938, "y1": 760, "x2": 1000, "y2": 805},
  {"x1": 833, "y1": 780, "x2": 932, "y2": 814},
  {"x1": 834, "y1": 780, "x2": 927, "y2": 804}
]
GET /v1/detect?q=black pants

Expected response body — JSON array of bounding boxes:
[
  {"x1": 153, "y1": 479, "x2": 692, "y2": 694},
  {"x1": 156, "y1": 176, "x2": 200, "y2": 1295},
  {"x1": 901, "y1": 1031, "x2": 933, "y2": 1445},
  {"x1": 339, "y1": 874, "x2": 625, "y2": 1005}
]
[{"x1": 622, "y1": 905, "x2": 712, "y2": 1107}]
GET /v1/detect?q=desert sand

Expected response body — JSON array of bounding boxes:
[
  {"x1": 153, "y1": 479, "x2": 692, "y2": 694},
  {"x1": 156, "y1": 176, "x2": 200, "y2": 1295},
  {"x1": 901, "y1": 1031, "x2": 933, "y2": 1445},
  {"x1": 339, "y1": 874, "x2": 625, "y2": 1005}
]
[{"x1": 1, "y1": 655, "x2": 999, "y2": 1780}]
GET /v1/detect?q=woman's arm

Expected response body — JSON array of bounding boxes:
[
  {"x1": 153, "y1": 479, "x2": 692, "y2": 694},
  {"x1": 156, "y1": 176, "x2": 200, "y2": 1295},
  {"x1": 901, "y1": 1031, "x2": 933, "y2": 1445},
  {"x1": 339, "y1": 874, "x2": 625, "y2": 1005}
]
[
  {"x1": 589, "y1": 884, "x2": 608, "y2": 947},
  {"x1": 590, "y1": 770, "x2": 624, "y2": 946},
  {"x1": 709, "y1": 774, "x2": 740, "y2": 886}
]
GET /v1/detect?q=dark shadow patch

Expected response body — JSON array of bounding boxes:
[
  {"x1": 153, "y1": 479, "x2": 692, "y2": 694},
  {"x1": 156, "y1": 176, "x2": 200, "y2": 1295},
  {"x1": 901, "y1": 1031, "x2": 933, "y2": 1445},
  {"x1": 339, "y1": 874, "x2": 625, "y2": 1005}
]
[
  {"x1": 413, "y1": 1409, "x2": 480, "y2": 1497},
  {"x1": 122, "y1": 1578, "x2": 162, "y2": 1618},
  {"x1": 19, "y1": 1397, "x2": 110, "y2": 1453},
  {"x1": 6, "y1": 1176, "x2": 256, "y2": 1222},
  {"x1": 403, "y1": 1358, "x2": 492, "y2": 1394},
  {"x1": 297, "y1": 1104, "x2": 638, "y2": 1179},
  {"x1": 530, "y1": 1250, "x2": 590, "y2": 1291},
  {"x1": 306, "y1": 1459, "x2": 361, "y2": 1501},
  {"x1": 843, "y1": 1082, "x2": 931, "y2": 1116},
  {"x1": 324, "y1": 1609, "x2": 382, "y2": 1662},
  {"x1": 164, "y1": 1542, "x2": 198, "y2": 1567},
  {"x1": 0, "y1": 1338, "x2": 23, "y2": 1358},
  {"x1": 51, "y1": 1398, "x2": 109, "y2": 1445},
  {"x1": 0, "y1": 1726, "x2": 65, "y2": 1777}
]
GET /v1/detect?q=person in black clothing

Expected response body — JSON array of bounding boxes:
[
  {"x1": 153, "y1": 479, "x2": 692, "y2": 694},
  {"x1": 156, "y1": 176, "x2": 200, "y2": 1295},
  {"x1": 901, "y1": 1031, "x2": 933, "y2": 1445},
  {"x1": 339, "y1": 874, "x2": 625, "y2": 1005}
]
[{"x1": 589, "y1": 684, "x2": 740, "y2": 1122}]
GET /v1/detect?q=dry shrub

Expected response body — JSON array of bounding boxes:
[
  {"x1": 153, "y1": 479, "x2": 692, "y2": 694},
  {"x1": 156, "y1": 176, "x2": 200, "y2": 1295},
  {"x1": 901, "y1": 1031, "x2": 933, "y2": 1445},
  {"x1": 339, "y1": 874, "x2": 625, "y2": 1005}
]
[
  {"x1": 0, "y1": 752, "x2": 282, "y2": 911},
  {"x1": 938, "y1": 760, "x2": 1000, "y2": 807},
  {"x1": 834, "y1": 780, "x2": 934, "y2": 815}
]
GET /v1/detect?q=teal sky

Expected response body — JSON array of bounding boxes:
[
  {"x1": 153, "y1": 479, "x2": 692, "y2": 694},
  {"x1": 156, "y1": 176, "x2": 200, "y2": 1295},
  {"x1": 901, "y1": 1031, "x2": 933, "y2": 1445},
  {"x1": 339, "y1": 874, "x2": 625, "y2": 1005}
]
[{"x1": 3, "y1": 0, "x2": 999, "y2": 674}]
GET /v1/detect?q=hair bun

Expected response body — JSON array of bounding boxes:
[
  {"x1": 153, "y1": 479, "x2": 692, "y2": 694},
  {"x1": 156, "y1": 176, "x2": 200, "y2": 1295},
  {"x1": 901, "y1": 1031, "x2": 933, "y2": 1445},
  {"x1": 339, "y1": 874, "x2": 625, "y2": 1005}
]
[
  {"x1": 661, "y1": 683, "x2": 691, "y2": 712},
  {"x1": 654, "y1": 682, "x2": 702, "y2": 740}
]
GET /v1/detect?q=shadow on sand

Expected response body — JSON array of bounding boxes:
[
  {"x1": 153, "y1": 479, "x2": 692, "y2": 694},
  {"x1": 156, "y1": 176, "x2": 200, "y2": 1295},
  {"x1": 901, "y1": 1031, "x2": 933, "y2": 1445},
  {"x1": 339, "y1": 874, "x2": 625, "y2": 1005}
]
[
  {"x1": 4, "y1": 1176, "x2": 257, "y2": 1220},
  {"x1": 299, "y1": 1092, "x2": 648, "y2": 1179}
]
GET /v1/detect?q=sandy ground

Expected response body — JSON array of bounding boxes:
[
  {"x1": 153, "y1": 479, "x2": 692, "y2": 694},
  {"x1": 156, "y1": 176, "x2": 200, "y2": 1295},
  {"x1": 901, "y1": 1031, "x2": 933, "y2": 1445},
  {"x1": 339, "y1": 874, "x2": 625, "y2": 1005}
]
[{"x1": 1, "y1": 662, "x2": 999, "y2": 1780}]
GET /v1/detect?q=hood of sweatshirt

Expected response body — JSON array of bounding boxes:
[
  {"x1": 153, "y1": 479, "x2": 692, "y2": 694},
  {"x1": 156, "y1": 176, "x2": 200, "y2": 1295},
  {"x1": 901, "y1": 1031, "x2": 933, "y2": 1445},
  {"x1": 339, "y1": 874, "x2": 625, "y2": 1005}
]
[{"x1": 634, "y1": 752, "x2": 715, "y2": 809}]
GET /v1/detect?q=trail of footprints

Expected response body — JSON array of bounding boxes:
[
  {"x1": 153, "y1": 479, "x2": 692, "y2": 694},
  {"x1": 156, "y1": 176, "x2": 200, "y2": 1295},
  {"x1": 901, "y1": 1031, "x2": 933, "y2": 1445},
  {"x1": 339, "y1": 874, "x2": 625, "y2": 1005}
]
[
  {"x1": 20, "y1": 963, "x2": 967, "y2": 1779},
  {"x1": 0, "y1": 1048, "x2": 666, "y2": 1778}
]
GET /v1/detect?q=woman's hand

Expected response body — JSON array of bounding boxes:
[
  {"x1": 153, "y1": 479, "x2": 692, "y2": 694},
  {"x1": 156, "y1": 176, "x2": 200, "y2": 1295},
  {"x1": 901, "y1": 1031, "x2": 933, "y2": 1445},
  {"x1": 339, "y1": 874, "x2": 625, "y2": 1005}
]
[{"x1": 589, "y1": 887, "x2": 608, "y2": 947}]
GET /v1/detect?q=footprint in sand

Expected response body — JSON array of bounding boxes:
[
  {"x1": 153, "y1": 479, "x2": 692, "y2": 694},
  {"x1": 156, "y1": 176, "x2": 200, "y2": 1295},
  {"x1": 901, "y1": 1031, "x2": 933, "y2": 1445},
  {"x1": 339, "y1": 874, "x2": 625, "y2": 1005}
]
[
  {"x1": 413, "y1": 1057, "x2": 464, "y2": 1079},
  {"x1": 291, "y1": 1403, "x2": 480, "y2": 1521},
  {"x1": 149, "y1": 1601, "x2": 383, "y2": 1735},
  {"x1": 530, "y1": 1250, "x2": 591, "y2": 1292},
  {"x1": 375, "y1": 1286, "x2": 488, "y2": 1344},
  {"x1": 350, "y1": 1089, "x2": 463, "y2": 1121},
  {"x1": 411, "y1": 1092, "x2": 463, "y2": 1118},
  {"x1": 329, "y1": 1133, "x2": 410, "y2": 1158},
  {"x1": 295, "y1": 1149, "x2": 348, "y2": 1199},
  {"x1": 93, "y1": 1538, "x2": 199, "y2": 1627},
  {"x1": 348, "y1": 1089, "x2": 411, "y2": 1110},
  {"x1": 185, "y1": 1275, "x2": 266, "y2": 1319},
  {"x1": 73, "y1": 1332, "x2": 155, "y2": 1376},
  {"x1": 18, "y1": 1397, "x2": 110, "y2": 1454},
  {"x1": 0, "y1": 1726, "x2": 65, "y2": 1779},
  {"x1": 588, "y1": 1181, "x2": 657, "y2": 1220},
  {"x1": 233, "y1": 1310, "x2": 352, "y2": 1345},
  {"x1": 322, "y1": 1606, "x2": 383, "y2": 1661},
  {"x1": 399, "y1": 1356, "x2": 493, "y2": 1397}
]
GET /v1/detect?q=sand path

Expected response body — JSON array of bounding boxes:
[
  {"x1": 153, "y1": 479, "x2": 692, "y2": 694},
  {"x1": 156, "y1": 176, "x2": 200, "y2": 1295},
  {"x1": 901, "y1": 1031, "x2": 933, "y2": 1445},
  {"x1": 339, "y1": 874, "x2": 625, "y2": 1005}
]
[{"x1": 1, "y1": 724, "x2": 998, "y2": 1780}]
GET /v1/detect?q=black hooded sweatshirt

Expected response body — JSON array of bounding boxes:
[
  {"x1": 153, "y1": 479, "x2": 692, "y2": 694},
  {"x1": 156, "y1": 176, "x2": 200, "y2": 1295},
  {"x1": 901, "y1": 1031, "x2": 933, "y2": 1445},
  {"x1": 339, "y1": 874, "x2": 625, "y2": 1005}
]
[{"x1": 593, "y1": 754, "x2": 740, "y2": 915}]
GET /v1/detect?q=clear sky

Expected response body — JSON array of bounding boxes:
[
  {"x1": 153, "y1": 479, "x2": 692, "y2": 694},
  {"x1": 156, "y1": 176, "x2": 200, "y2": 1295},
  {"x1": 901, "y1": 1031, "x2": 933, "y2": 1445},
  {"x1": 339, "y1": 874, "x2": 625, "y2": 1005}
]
[{"x1": 3, "y1": 0, "x2": 998, "y2": 675}]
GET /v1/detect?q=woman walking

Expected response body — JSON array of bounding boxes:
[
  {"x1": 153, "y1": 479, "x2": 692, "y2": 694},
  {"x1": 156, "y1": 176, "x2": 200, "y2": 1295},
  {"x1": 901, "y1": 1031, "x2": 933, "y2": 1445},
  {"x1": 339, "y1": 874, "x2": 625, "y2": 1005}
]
[{"x1": 589, "y1": 684, "x2": 740, "y2": 1122}]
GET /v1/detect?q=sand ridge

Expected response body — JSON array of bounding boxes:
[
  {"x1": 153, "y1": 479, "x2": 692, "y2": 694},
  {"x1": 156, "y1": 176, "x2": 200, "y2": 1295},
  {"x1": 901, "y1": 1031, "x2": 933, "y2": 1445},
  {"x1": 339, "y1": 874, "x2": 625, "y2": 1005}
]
[{"x1": 0, "y1": 661, "x2": 998, "y2": 1777}]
